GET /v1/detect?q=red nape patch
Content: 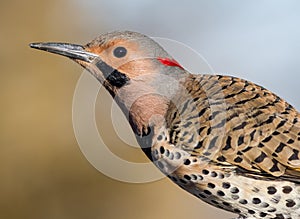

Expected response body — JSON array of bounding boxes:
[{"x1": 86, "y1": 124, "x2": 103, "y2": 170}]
[{"x1": 157, "y1": 57, "x2": 184, "y2": 70}]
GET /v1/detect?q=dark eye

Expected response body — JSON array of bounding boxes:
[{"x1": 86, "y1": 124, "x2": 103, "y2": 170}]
[{"x1": 113, "y1": 46, "x2": 127, "y2": 58}]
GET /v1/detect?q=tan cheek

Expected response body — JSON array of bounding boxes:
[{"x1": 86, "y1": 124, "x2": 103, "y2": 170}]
[
  {"x1": 86, "y1": 46, "x2": 129, "y2": 69},
  {"x1": 86, "y1": 42, "x2": 158, "y2": 78},
  {"x1": 118, "y1": 59, "x2": 158, "y2": 78}
]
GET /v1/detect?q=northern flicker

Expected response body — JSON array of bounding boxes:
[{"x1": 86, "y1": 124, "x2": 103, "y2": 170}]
[{"x1": 30, "y1": 31, "x2": 300, "y2": 219}]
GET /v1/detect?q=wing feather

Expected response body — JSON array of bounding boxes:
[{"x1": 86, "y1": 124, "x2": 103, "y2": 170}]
[{"x1": 167, "y1": 74, "x2": 300, "y2": 178}]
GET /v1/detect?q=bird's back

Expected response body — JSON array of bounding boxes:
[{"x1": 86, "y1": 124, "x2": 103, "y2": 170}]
[{"x1": 151, "y1": 73, "x2": 300, "y2": 219}]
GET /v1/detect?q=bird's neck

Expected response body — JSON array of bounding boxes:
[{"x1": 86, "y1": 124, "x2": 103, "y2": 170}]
[
  {"x1": 115, "y1": 83, "x2": 170, "y2": 136},
  {"x1": 129, "y1": 93, "x2": 169, "y2": 135}
]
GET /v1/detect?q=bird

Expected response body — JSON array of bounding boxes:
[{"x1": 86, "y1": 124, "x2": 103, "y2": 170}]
[{"x1": 30, "y1": 31, "x2": 300, "y2": 219}]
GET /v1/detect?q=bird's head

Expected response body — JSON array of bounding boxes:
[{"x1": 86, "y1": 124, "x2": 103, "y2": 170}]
[{"x1": 30, "y1": 31, "x2": 187, "y2": 135}]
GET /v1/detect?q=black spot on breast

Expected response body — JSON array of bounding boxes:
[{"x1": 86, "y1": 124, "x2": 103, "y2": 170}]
[
  {"x1": 261, "y1": 202, "x2": 269, "y2": 208},
  {"x1": 157, "y1": 135, "x2": 163, "y2": 141},
  {"x1": 259, "y1": 212, "x2": 267, "y2": 217},
  {"x1": 217, "y1": 190, "x2": 225, "y2": 196},
  {"x1": 203, "y1": 190, "x2": 212, "y2": 195},
  {"x1": 274, "y1": 213, "x2": 284, "y2": 219},
  {"x1": 282, "y1": 186, "x2": 293, "y2": 194},
  {"x1": 233, "y1": 209, "x2": 241, "y2": 213},
  {"x1": 222, "y1": 182, "x2": 231, "y2": 189},
  {"x1": 202, "y1": 169, "x2": 209, "y2": 175},
  {"x1": 183, "y1": 159, "x2": 191, "y2": 165},
  {"x1": 267, "y1": 186, "x2": 277, "y2": 195},
  {"x1": 248, "y1": 210, "x2": 255, "y2": 214},
  {"x1": 267, "y1": 207, "x2": 276, "y2": 213},
  {"x1": 159, "y1": 146, "x2": 165, "y2": 154},
  {"x1": 186, "y1": 174, "x2": 194, "y2": 180},
  {"x1": 252, "y1": 198, "x2": 261, "y2": 204},
  {"x1": 230, "y1": 187, "x2": 239, "y2": 194},
  {"x1": 211, "y1": 200, "x2": 218, "y2": 205},
  {"x1": 239, "y1": 199, "x2": 247, "y2": 204},
  {"x1": 286, "y1": 199, "x2": 296, "y2": 208},
  {"x1": 219, "y1": 173, "x2": 225, "y2": 179},
  {"x1": 183, "y1": 175, "x2": 191, "y2": 181},
  {"x1": 207, "y1": 183, "x2": 215, "y2": 189},
  {"x1": 198, "y1": 175, "x2": 203, "y2": 180},
  {"x1": 211, "y1": 171, "x2": 217, "y2": 177}
]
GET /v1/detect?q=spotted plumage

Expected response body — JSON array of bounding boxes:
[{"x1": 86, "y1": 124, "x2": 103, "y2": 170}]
[
  {"x1": 150, "y1": 73, "x2": 300, "y2": 218},
  {"x1": 30, "y1": 31, "x2": 300, "y2": 219},
  {"x1": 164, "y1": 74, "x2": 300, "y2": 177}
]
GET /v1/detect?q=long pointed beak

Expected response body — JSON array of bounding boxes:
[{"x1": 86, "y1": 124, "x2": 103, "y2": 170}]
[{"x1": 29, "y1": 42, "x2": 98, "y2": 63}]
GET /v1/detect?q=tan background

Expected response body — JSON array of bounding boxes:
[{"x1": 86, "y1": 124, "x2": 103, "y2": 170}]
[{"x1": 1, "y1": 1, "x2": 299, "y2": 219}]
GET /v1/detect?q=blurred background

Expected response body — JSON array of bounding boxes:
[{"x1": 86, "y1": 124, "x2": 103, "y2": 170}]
[{"x1": 1, "y1": 0, "x2": 300, "y2": 218}]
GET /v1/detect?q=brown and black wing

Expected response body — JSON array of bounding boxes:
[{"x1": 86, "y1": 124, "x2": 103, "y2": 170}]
[{"x1": 166, "y1": 74, "x2": 300, "y2": 177}]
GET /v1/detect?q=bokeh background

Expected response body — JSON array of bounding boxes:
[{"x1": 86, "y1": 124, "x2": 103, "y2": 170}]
[{"x1": 1, "y1": 0, "x2": 300, "y2": 218}]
